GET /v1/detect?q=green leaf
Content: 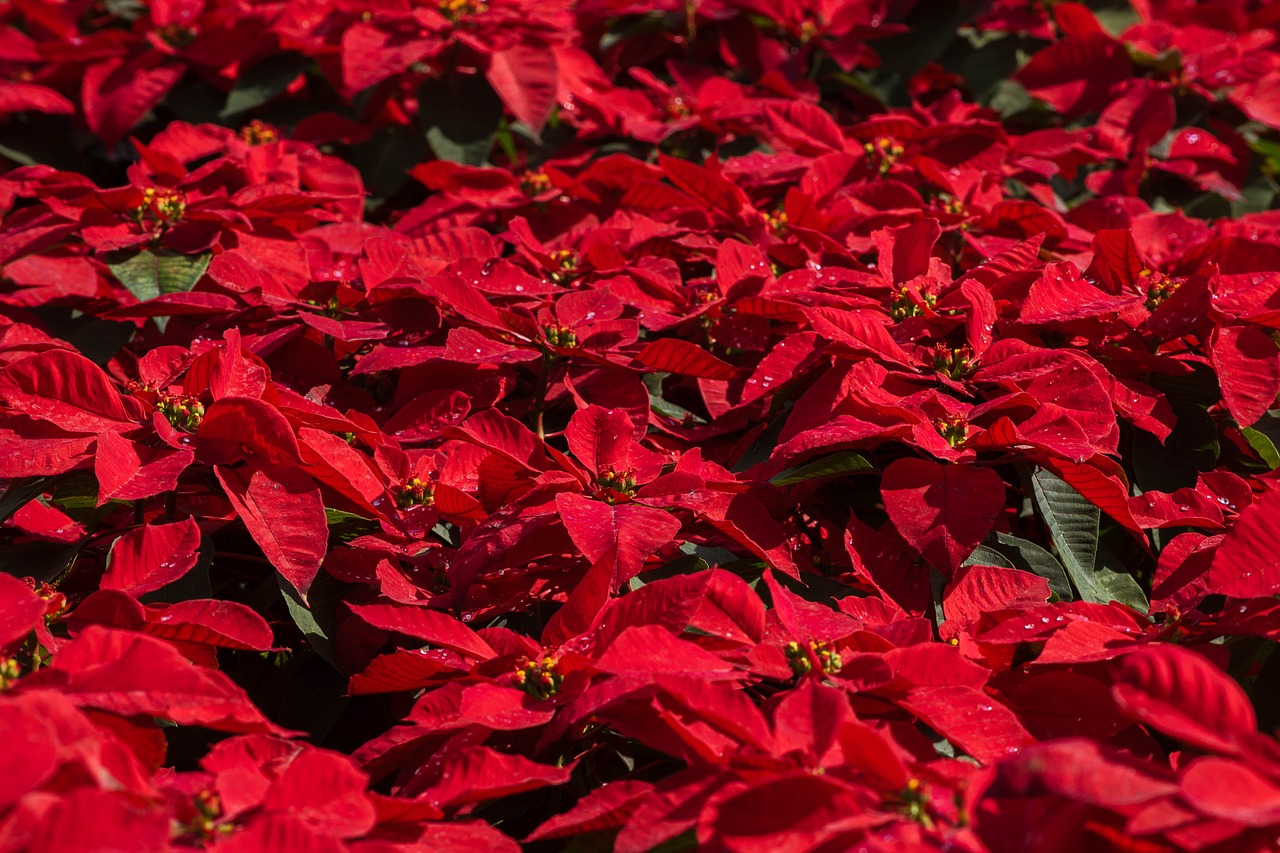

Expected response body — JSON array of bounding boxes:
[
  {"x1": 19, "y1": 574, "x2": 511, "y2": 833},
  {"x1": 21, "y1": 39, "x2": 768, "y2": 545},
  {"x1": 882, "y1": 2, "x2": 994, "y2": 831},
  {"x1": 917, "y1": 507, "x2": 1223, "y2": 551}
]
[
  {"x1": 418, "y1": 73, "x2": 503, "y2": 166},
  {"x1": 1094, "y1": 4, "x2": 1141, "y2": 37},
  {"x1": 1031, "y1": 469, "x2": 1146, "y2": 609},
  {"x1": 1243, "y1": 426, "x2": 1280, "y2": 469},
  {"x1": 103, "y1": 0, "x2": 145, "y2": 20},
  {"x1": 324, "y1": 508, "x2": 380, "y2": 543},
  {"x1": 771, "y1": 452, "x2": 873, "y2": 486},
  {"x1": 963, "y1": 544, "x2": 1016, "y2": 569},
  {"x1": 644, "y1": 372, "x2": 705, "y2": 424},
  {"x1": 221, "y1": 53, "x2": 313, "y2": 118},
  {"x1": 1242, "y1": 412, "x2": 1280, "y2": 469},
  {"x1": 278, "y1": 571, "x2": 347, "y2": 669},
  {"x1": 993, "y1": 532, "x2": 1074, "y2": 601},
  {"x1": 1098, "y1": 544, "x2": 1149, "y2": 613},
  {"x1": 108, "y1": 250, "x2": 211, "y2": 303}
]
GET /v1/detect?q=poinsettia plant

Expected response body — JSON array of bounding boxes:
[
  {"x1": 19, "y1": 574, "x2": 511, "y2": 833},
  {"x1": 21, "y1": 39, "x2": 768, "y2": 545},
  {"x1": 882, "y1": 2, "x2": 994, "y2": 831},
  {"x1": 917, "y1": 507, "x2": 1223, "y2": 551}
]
[{"x1": 5, "y1": 0, "x2": 1280, "y2": 849}]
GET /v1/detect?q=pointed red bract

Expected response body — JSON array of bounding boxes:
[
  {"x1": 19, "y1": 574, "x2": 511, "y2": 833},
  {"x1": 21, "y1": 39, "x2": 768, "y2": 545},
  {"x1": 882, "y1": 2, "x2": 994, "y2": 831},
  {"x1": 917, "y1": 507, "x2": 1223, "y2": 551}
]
[
  {"x1": 1111, "y1": 644, "x2": 1256, "y2": 754},
  {"x1": 1208, "y1": 487, "x2": 1280, "y2": 598},
  {"x1": 0, "y1": 350, "x2": 146, "y2": 432},
  {"x1": 881, "y1": 459, "x2": 1006, "y2": 576},
  {"x1": 1211, "y1": 324, "x2": 1280, "y2": 428},
  {"x1": 101, "y1": 518, "x2": 201, "y2": 597},
  {"x1": 214, "y1": 466, "x2": 328, "y2": 600},
  {"x1": 24, "y1": 626, "x2": 283, "y2": 734}
]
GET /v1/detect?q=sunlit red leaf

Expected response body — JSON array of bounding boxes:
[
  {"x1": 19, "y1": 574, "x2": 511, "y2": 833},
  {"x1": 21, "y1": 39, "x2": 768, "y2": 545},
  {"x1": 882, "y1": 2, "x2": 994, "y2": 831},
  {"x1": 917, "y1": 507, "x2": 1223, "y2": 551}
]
[{"x1": 881, "y1": 459, "x2": 1006, "y2": 576}]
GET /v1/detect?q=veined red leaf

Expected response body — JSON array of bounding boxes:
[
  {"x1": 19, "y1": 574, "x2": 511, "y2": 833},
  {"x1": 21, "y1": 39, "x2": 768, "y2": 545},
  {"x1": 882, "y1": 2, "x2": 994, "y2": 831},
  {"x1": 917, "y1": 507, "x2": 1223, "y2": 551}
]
[
  {"x1": 565, "y1": 405, "x2": 635, "y2": 476},
  {"x1": 198, "y1": 397, "x2": 303, "y2": 469},
  {"x1": 0, "y1": 350, "x2": 147, "y2": 432},
  {"x1": 486, "y1": 45, "x2": 558, "y2": 136},
  {"x1": 348, "y1": 649, "x2": 468, "y2": 695},
  {"x1": 0, "y1": 82, "x2": 74, "y2": 116},
  {"x1": 526, "y1": 780, "x2": 652, "y2": 842},
  {"x1": 348, "y1": 603, "x2": 495, "y2": 660},
  {"x1": 803, "y1": 307, "x2": 913, "y2": 365},
  {"x1": 699, "y1": 772, "x2": 873, "y2": 852},
  {"x1": 0, "y1": 695, "x2": 60, "y2": 810},
  {"x1": 636, "y1": 339, "x2": 740, "y2": 381},
  {"x1": 214, "y1": 466, "x2": 327, "y2": 600},
  {"x1": 1014, "y1": 32, "x2": 1130, "y2": 117},
  {"x1": 1089, "y1": 230, "x2": 1144, "y2": 294},
  {"x1": 0, "y1": 423, "x2": 94, "y2": 477},
  {"x1": 1208, "y1": 486, "x2": 1280, "y2": 598},
  {"x1": 101, "y1": 517, "x2": 201, "y2": 597},
  {"x1": 1211, "y1": 324, "x2": 1280, "y2": 428},
  {"x1": 66, "y1": 591, "x2": 274, "y2": 655},
  {"x1": 260, "y1": 748, "x2": 378, "y2": 837},
  {"x1": 881, "y1": 459, "x2": 1006, "y2": 576},
  {"x1": 82, "y1": 56, "x2": 184, "y2": 146},
  {"x1": 1181, "y1": 758, "x2": 1280, "y2": 827},
  {"x1": 94, "y1": 431, "x2": 193, "y2": 505},
  {"x1": 764, "y1": 101, "x2": 847, "y2": 155},
  {"x1": 29, "y1": 625, "x2": 284, "y2": 734},
  {"x1": 555, "y1": 492, "x2": 680, "y2": 586},
  {"x1": 1038, "y1": 455, "x2": 1145, "y2": 537},
  {"x1": 1111, "y1": 644, "x2": 1256, "y2": 754},
  {"x1": 21, "y1": 790, "x2": 170, "y2": 852},
  {"x1": 657, "y1": 155, "x2": 748, "y2": 220},
  {"x1": 898, "y1": 685, "x2": 1034, "y2": 764},
  {"x1": 871, "y1": 218, "x2": 940, "y2": 285},
  {"x1": 415, "y1": 746, "x2": 571, "y2": 809},
  {"x1": 0, "y1": 573, "x2": 44, "y2": 649},
  {"x1": 595, "y1": 626, "x2": 735, "y2": 676}
]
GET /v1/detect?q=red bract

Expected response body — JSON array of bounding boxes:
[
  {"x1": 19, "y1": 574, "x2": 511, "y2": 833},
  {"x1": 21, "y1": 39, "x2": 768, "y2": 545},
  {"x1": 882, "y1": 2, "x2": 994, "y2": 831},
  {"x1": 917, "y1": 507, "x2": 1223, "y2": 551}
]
[{"x1": 6, "y1": 0, "x2": 1280, "y2": 849}]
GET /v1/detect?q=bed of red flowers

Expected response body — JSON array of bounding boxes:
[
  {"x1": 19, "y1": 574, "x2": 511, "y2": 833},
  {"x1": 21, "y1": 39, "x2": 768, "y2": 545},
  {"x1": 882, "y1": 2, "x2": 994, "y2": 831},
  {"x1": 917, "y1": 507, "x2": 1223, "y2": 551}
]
[{"x1": 5, "y1": 0, "x2": 1280, "y2": 850}]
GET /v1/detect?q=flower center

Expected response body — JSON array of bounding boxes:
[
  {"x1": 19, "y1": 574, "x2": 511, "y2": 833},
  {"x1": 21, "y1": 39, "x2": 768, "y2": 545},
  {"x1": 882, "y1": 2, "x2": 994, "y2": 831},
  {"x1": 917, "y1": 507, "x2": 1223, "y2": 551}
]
[
  {"x1": 544, "y1": 324, "x2": 578, "y2": 348},
  {"x1": 520, "y1": 169, "x2": 553, "y2": 196},
  {"x1": 157, "y1": 392, "x2": 204, "y2": 432},
  {"x1": 933, "y1": 414, "x2": 969, "y2": 447},
  {"x1": 240, "y1": 120, "x2": 278, "y2": 145},
  {"x1": 595, "y1": 466, "x2": 637, "y2": 502},
  {"x1": 864, "y1": 137, "x2": 904, "y2": 175},
  {"x1": 438, "y1": 0, "x2": 487, "y2": 21},
  {"x1": 889, "y1": 284, "x2": 936, "y2": 320},
  {"x1": 786, "y1": 640, "x2": 843, "y2": 676},
  {"x1": 932, "y1": 344, "x2": 974, "y2": 380},
  {"x1": 396, "y1": 477, "x2": 435, "y2": 509},
  {"x1": 515, "y1": 655, "x2": 561, "y2": 699}
]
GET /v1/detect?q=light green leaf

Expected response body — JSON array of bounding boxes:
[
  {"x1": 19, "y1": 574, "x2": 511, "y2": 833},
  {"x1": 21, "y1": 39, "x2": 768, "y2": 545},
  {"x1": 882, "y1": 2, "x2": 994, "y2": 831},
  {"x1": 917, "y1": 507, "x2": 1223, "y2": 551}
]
[
  {"x1": 109, "y1": 250, "x2": 211, "y2": 302},
  {"x1": 771, "y1": 452, "x2": 873, "y2": 486},
  {"x1": 278, "y1": 571, "x2": 346, "y2": 669},
  {"x1": 1243, "y1": 412, "x2": 1280, "y2": 469},
  {"x1": 993, "y1": 532, "x2": 1073, "y2": 601},
  {"x1": 963, "y1": 544, "x2": 1016, "y2": 569},
  {"x1": 1243, "y1": 426, "x2": 1280, "y2": 469},
  {"x1": 221, "y1": 53, "x2": 312, "y2": 118},
  {"x1": 1031, "y1": 468, "x2": 1146, "y2": 609}
]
